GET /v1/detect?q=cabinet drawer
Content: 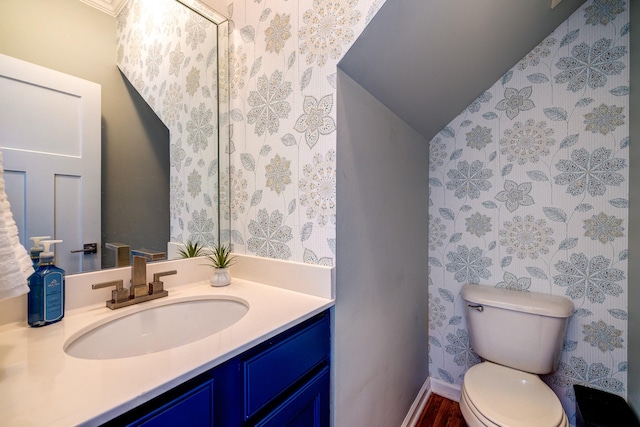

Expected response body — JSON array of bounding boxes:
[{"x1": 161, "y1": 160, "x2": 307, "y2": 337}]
[
  {"x1": 255, "y1": 366, "x2": 330, "y2": 427},
  {"x1": 243, "y1": 314, "x2": 330, "y2": 419}
]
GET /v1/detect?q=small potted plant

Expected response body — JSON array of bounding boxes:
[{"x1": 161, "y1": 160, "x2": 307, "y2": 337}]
[
  {"x1": 177, "y1": 240, "x2": 206, "y2": 258},
  {"x1": 206, "y1": 243, "x2": 235, "y2": 287}
]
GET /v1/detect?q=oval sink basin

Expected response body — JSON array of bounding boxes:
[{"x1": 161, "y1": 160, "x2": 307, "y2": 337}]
[{"x1": 64, "y1": 297, "x2": 249, "y2": 360}]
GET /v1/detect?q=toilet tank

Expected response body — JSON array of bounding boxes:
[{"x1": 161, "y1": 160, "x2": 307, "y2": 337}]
[{"x1": 461, "y1": 284, "x2": 574, "y2": 374}]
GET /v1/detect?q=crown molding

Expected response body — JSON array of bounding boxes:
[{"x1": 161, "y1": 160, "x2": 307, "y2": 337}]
[{"x1": 77, "y1": 0, "x2": 129, "y2": 17}]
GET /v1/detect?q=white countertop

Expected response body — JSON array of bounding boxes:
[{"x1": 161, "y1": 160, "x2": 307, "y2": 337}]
[{"x1": 0, "y1": 256, "x2": 334, "y2": 426}]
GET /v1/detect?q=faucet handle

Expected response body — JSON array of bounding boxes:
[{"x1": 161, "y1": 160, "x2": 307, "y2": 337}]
[
  {"x1": 150, "y1": 270, "x2": 177, "y2": 295},
  {"x1": 152, "y1": 270, "x2": 177, "y2": 282},
  {"x1": 92, "y1": 280, "x2": 129, "y2": 304}
]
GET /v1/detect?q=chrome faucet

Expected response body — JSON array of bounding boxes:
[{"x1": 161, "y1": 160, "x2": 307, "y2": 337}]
[{"x1": 92, "y1": 256, "x2": 177, "y2": 310}]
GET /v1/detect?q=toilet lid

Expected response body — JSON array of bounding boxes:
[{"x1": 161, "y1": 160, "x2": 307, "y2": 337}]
[{"x1": 464, "y1": 362, "x2": 564, "y2": 427}]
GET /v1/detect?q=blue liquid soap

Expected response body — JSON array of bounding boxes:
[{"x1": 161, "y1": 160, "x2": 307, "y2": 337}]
[{"x1": 28, "y1": 240, "x2": 65, "y2": 327}]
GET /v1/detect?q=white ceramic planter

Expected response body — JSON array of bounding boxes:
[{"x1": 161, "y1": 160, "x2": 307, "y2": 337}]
[{"x1": 210, "y1": 268, "x2": 231, "y2": 287}]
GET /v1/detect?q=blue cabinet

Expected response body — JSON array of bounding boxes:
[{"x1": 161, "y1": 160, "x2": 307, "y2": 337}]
[
  {"x1": 127, "y1": 379, "x2": 215, "y2": 427},
  {"x1": 101, "y1": 310, "x2": 330, "y2": 427},
  {"x1": 242, "y1": 313, "x2": 330, "y2": 421},
  {"x1": 254, "y1": 366, "x2": 330, "y2": 427}
]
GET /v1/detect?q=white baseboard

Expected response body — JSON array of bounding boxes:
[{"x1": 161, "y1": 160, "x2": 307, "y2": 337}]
[
  {"x1": 401, "y1": 377, "x2": 432, "y2": 427},
  {"x1": 430, "y1": 378, "x2": 462, "y2": 402}
]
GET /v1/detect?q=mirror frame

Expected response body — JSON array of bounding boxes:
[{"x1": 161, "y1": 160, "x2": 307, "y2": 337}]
[{"x1": 177, "y1": 0, "x2": 231, "y2": 249}]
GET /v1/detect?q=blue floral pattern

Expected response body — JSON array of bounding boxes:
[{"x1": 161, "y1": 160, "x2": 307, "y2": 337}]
[
  {"x1": 553, "y1": 253, "x2": 624, "y2": 304},
  {"x1": 495, "y1": 86, "x2": 535, "y2": 119},
  {"x1": 495, "y1": 180, "x2": 534, "y2": 212},
  {"x1": 496, "y1": 271, "x2": 531, "y2": 291},
  {"x1": 550, "y1": 356, "x2": 625, "y2": 399},
  {"x1": 445, "y1": 245, "x2": 492, "y2": 284},
  {"x1": 446, "y1": 160, "x2": 493, "y2": 199},
  {"x1": 583, "y1": 320, "x2": 624, "y2": 352},
  {"x1": 583, "y1": 103, "x2": 626, "y2": 135},
  {"x1": 583, "y1": 212, "x2": 624, "y2": 243},
  {"x1": 445, "y1": 329, "x2": 481, "y2": 368},
  {"x1": 465, "y1": 125, "x2": 492, "y2": 150},
  {"x1": 428, "y1": 1, "x2": 629, "y2": 421},
  {"x1": 584, "y1": 0, "x2": 626, "y2": 26},
  {"x1": 247, "y1": 71, "x2": 293, "y2": 136},
  {"x1": 500, "y1": 215, "x2": 554, "y2": 259},
  {"x1": 499, "y1": 119, "x2": 555, "y2": 165},
  {"x1": 247, "y1": 208, "x2": 293, "y2": 259},
  {"x1": 554, "y1": 147, "x2": 626, "y2": 197},
  {"x1": 429, "y1": 215, "x2": 447, "y2": 250},
  {"x1": 465, "y1": 212, "x2": 491, "y2": 237},
  {"x1": 554, "y1": 38, "x2": 627, "y2": 92},
  {"x1": 429, "y1": 138, "x2": 448, "y2": 171},
  {"x1": 468, "y1": 91, "x2": 492, "y2": 113}
]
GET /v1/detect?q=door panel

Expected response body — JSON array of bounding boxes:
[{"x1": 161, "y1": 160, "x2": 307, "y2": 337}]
[{"x1": 0, "y1": 53, "x2": 101, "y2": 273}]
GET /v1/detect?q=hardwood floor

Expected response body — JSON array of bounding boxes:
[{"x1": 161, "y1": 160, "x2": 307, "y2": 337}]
[{"x1": 415, "y1": 393, "x2": 468, "y2": 427}]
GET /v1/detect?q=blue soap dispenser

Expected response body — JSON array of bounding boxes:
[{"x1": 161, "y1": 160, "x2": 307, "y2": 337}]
[
  {"x1": 28, "y1": 239, "x2": 65, "y2": 327},
  {"x1": 28, "y1": 236, "x2": 51, "y2": 268}
]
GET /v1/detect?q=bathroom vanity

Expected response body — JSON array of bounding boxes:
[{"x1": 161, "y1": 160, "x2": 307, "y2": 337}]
[
  {"x1": 0, "y1": 255, "x2": 334, "y2": 426},
  {"x1": 103, "y1": 311, "x2": 330, "y2": 426}
]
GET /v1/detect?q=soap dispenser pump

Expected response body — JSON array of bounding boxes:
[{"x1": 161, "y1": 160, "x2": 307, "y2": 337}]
[
  {"x1": 27, "y1": 239, "x2": 65, "y2": 327},
  {"x1": 28, "y1": 236, "x2": 51, "y2": 268}
]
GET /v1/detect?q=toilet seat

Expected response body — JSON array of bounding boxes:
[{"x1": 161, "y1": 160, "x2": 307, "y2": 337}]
[{"x1": 460, "y1": 362, "x2": 567, "y2": 427}]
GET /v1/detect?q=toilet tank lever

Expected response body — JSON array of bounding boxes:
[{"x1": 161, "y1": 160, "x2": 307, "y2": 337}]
[{"x1": 468, "y1": 304, "x2": 484, "y2": 312}]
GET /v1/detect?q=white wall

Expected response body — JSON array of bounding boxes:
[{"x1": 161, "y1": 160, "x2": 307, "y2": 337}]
[{"x1": 335, "y1": 69, "x2": 429, "y2": 427}]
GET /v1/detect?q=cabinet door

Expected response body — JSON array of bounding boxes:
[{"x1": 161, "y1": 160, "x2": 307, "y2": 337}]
[
  {"x1": 0, "y1": 53, "x2": 101, "y2": 273},
  {"x1": 254, "y1": 366, "x2": 330, "y2": 427},
  {"x1": 126, "y1": 379, "x2": 215, "y2": 427},
  {"x1": 243, "y1": 314, "x2": 330, "y2": 419}
]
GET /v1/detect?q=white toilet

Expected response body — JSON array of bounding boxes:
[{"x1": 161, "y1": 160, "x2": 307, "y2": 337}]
[{"x1": 459, "y1": 284, "x2": 574, "y2": 427}]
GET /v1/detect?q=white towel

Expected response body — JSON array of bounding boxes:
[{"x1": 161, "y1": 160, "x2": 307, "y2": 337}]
[{"x1": 0, "y1": 150, "x2": 34, "y2": 301}]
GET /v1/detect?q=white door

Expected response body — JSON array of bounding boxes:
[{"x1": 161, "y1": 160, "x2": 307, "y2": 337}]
[{"x1": 0, "y1": 54, "x2": 101, "y2": 274}]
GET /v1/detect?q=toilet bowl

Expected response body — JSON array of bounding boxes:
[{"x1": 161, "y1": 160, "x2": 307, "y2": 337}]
[
  {"x1": 459, "y1": 362, "x2": 568, "y2": 427},
  {"x1": 459, "y1": 284, "x2": 574, "y2": 427}
]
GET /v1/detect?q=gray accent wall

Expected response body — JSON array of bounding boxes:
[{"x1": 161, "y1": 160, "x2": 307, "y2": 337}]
[
  {"x1": 336, "y1": 69, "x2": 429, "y2": 426},
  {"x1": 0, "y1": 0, "x2": 170, "y2": 268}
]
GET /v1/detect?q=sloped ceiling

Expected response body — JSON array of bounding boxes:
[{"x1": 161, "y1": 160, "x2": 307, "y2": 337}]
[{"x1": 339, "y1": 0, "x2": 587, "y2": 141}]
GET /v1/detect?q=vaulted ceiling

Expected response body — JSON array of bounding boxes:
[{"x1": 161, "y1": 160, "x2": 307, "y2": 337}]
[{"x1": 339, "y1": 0, "x2": 588, "y2": 141}]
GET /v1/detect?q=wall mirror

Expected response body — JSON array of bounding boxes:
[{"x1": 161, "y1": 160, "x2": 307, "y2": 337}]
[{"x1": 0, "y1": 0, "x2": 229, "y2": 275}]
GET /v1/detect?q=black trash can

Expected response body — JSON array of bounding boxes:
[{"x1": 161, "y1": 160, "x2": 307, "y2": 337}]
[{"x1": 574, "y1": 385, "x2": 640, "y2": 427}]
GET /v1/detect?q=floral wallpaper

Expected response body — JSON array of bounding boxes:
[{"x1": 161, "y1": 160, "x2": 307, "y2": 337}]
[
  {"x1": 427, "y1": 0, "x2": 629, "y2": 422},
  {"x1": 116, "y1": 0, "x2": 223, "y2": 247},
  {"x1": 224, "y1": 0, "x2": 385, "y2": 263}
]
